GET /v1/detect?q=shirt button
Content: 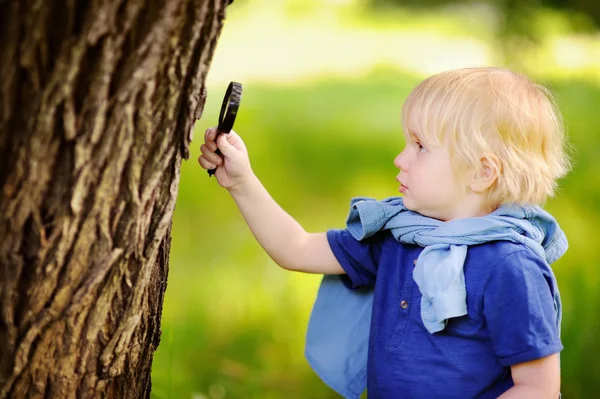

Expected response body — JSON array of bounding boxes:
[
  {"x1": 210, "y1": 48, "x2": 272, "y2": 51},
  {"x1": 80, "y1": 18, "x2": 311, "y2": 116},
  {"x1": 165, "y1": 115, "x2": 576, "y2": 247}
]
[{"x1": 400, "y1": 300, "x2": 409, "y2": 309}]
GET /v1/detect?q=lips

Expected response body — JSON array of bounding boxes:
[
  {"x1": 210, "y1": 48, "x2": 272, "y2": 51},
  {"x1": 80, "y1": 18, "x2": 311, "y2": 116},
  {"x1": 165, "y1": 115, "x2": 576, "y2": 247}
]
[{"x1": 397, "y1": 177, "x2": 408, "y2": 193}]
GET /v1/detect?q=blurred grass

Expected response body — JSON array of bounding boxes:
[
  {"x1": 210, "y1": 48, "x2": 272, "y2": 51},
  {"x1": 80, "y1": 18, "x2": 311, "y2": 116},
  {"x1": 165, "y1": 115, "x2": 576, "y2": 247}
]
[{"x1": 151, "y1": 67, "x2": 600, "y2": 398}]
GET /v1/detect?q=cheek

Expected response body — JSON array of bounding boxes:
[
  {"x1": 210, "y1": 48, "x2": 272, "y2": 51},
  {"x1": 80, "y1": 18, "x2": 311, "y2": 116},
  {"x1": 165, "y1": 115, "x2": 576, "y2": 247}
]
[{"x1": 420, "y1": 163, "x2": 454, "y2": 191}]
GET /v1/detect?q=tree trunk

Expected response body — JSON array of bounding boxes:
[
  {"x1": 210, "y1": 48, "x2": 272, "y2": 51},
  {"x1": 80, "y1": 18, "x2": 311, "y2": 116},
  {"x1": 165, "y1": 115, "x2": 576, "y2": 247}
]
[{"x1": 0, "y1": 0, "x2": 230, "y2": 397}]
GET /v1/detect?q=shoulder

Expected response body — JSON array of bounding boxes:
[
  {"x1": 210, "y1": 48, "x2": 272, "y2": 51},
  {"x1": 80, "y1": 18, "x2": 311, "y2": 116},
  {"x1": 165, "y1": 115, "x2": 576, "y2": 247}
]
[
  {"x1": 472, "y1": 242, "x2": 558, "y2": 300},
  {"x1": 468, "y1": 241, "x2": 550, "y2": 271},
  {"x1": 465, "y1": 241, "x2": 557, "y2": 293},
  {"x1": 469, "y1": 240, "x2": 535, "y2": 260}
]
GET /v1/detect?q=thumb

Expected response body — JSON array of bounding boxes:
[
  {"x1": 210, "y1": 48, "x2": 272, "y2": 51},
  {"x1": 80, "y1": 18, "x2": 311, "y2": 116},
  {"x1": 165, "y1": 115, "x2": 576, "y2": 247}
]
[{"x1": 216, "y1": 133, "x2": 237, "y2": 157}]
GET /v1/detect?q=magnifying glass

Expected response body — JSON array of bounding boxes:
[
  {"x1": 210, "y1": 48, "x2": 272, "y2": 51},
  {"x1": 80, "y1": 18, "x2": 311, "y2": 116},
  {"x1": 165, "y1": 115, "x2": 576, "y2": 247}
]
[{"x1": 208, "y1": 81, "x2": 243, "y2": 177}]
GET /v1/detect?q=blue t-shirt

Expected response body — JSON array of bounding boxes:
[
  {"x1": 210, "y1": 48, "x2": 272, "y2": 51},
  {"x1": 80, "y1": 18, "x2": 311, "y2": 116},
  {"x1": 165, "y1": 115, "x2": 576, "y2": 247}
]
[{"x1": 327, "y1": 228, "x2": 563, "y2": 399}]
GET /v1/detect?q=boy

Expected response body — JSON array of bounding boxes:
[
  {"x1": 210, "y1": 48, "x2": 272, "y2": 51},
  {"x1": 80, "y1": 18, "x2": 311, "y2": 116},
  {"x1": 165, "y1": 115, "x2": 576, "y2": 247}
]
[{"x1": 198, "y1": 67, "x2": 571, "y2": 398}]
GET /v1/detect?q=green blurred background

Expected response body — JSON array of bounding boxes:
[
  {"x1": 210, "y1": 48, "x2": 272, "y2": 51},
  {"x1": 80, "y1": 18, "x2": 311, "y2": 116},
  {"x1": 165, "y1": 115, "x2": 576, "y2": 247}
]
[{"x1": 151, "y1": 0, "x2": 600, "y2": 397}]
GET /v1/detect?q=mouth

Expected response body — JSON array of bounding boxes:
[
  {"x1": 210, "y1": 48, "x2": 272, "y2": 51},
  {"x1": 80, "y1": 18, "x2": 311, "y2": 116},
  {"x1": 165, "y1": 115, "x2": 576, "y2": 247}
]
[{"x1": 397, "y1": 177, "x2": 408, "y2": 193}]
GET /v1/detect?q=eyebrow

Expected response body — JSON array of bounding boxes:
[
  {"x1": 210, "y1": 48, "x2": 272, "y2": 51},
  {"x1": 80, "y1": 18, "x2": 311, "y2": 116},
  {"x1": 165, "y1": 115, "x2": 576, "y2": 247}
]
[{"x1": 409, "y1": 131, "x2": 423, "y2": 142}]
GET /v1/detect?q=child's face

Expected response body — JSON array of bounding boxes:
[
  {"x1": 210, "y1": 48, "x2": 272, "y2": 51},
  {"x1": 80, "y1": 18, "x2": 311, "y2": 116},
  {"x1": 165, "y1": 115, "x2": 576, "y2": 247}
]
[{"x1": 394, "y1": 132, "x2": 472, "y2": 221}]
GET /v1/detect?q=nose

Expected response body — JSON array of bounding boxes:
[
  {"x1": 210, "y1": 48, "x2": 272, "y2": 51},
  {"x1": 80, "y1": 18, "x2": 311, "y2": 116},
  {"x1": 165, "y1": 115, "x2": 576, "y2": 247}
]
[{"x1": 394, "y1": 148, "x2": 409, "y2": 171}]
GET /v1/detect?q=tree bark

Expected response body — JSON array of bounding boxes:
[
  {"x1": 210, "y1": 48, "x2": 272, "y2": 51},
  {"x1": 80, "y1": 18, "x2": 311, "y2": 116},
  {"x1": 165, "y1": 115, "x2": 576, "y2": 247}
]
[{"x1": 0, "y1": 0, "x2": 230, "y2": 397}]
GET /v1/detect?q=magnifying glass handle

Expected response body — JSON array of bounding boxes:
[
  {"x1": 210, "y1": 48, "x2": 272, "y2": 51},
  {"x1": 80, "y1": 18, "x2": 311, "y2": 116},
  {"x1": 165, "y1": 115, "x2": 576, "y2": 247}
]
[{"x1": 207, "y1": 132, "x2": 226, "y2": 177}]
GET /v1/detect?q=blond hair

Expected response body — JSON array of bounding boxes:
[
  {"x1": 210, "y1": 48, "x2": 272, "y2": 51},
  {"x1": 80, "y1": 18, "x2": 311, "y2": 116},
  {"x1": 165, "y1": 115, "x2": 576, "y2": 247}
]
[{"x1": 402, "y1": 67, "x2": 571, "y2": 206}]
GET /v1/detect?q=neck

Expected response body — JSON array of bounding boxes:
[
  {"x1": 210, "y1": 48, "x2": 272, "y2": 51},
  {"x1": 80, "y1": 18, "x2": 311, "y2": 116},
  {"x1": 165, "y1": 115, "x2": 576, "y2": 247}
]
[{"x1": 445, "y1": 193, "x2": 497, "y2": 221}]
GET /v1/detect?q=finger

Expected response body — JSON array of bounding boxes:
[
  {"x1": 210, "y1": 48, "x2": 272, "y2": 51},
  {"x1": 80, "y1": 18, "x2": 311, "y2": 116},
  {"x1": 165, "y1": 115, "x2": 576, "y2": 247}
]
[
  {"x1": 197, "y1": 154, "x2": 217, "y2": 170},
  {"x1": 204, "y1": 126, "x2": 219, "y2": 144},
  {"x1": 216, "y1": 133, "x2": 237, "y2": 157},
  {"x1": 200, "y1": 143, "x2": 223, "y2": 165},
  {"x1": 226, "y1": 129, "x2": 239, "y2": 141},
  {"x1": 204, "y1": 127, "x2": 219, "y2": 151}
]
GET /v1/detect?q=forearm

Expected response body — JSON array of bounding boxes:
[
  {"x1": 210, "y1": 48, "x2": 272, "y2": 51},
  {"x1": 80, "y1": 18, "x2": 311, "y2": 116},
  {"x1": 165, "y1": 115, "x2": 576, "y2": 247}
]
[{"x1": 228, "y1": 174, "x2": 308, "y2": 270}]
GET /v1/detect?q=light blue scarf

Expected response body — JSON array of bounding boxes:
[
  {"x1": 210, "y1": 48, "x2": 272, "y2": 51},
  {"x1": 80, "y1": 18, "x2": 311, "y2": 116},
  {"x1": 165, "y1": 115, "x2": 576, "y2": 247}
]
[{"x1": 305, "y1": 197, "x2": 568, "y2": 399}]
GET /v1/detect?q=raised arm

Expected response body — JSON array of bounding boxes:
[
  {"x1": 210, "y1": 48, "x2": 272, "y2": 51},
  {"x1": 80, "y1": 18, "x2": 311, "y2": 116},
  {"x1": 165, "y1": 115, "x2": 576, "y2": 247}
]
[
  {"x1": 198, "y1": 127, "x2": 344, "y2": 274},
  {"x1": 228, "y1": 174, "x2": 343, "y2": 273}
]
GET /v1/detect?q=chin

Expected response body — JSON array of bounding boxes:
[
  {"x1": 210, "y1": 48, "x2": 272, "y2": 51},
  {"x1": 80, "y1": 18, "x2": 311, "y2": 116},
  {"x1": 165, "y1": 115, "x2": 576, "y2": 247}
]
[
  {"x1": 402, "y1": 199, "x2": 419, "y2": 213},
  {"x1": 402, "y1": 200, "x2": 443, "y2": 220}
]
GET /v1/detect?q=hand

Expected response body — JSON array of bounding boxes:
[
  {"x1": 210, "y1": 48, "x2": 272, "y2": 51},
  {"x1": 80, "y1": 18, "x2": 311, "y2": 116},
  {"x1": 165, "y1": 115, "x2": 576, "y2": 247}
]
[{"x1": 198, "y1": 127, "x2": 253, "y2": 190}]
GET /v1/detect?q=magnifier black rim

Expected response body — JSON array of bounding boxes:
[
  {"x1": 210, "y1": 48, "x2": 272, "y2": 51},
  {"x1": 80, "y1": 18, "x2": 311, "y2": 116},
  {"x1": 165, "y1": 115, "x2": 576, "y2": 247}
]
[{"x1": 218, "y1": 81, "x2": 242, "y2": 133}]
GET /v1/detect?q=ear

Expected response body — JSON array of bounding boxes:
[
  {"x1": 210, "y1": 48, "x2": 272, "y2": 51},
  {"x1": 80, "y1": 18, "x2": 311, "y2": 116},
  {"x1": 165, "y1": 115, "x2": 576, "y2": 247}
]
[{"x1": 470, "y1": 154, "x2": 500, "y2": 193}]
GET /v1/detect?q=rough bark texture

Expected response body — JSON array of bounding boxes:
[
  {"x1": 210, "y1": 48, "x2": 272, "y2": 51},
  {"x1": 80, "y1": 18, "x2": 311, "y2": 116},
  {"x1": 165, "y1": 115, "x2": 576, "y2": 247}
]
[{"x1": 0, "y1": 0, "x2": 229, "y2": 397}]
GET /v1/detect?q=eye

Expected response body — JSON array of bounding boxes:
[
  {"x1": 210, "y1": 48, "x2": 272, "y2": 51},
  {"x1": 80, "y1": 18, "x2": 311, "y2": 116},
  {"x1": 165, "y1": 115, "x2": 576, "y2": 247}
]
[{"x1": 416, "y1": 141, "x2": 427, "y2": 153}]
